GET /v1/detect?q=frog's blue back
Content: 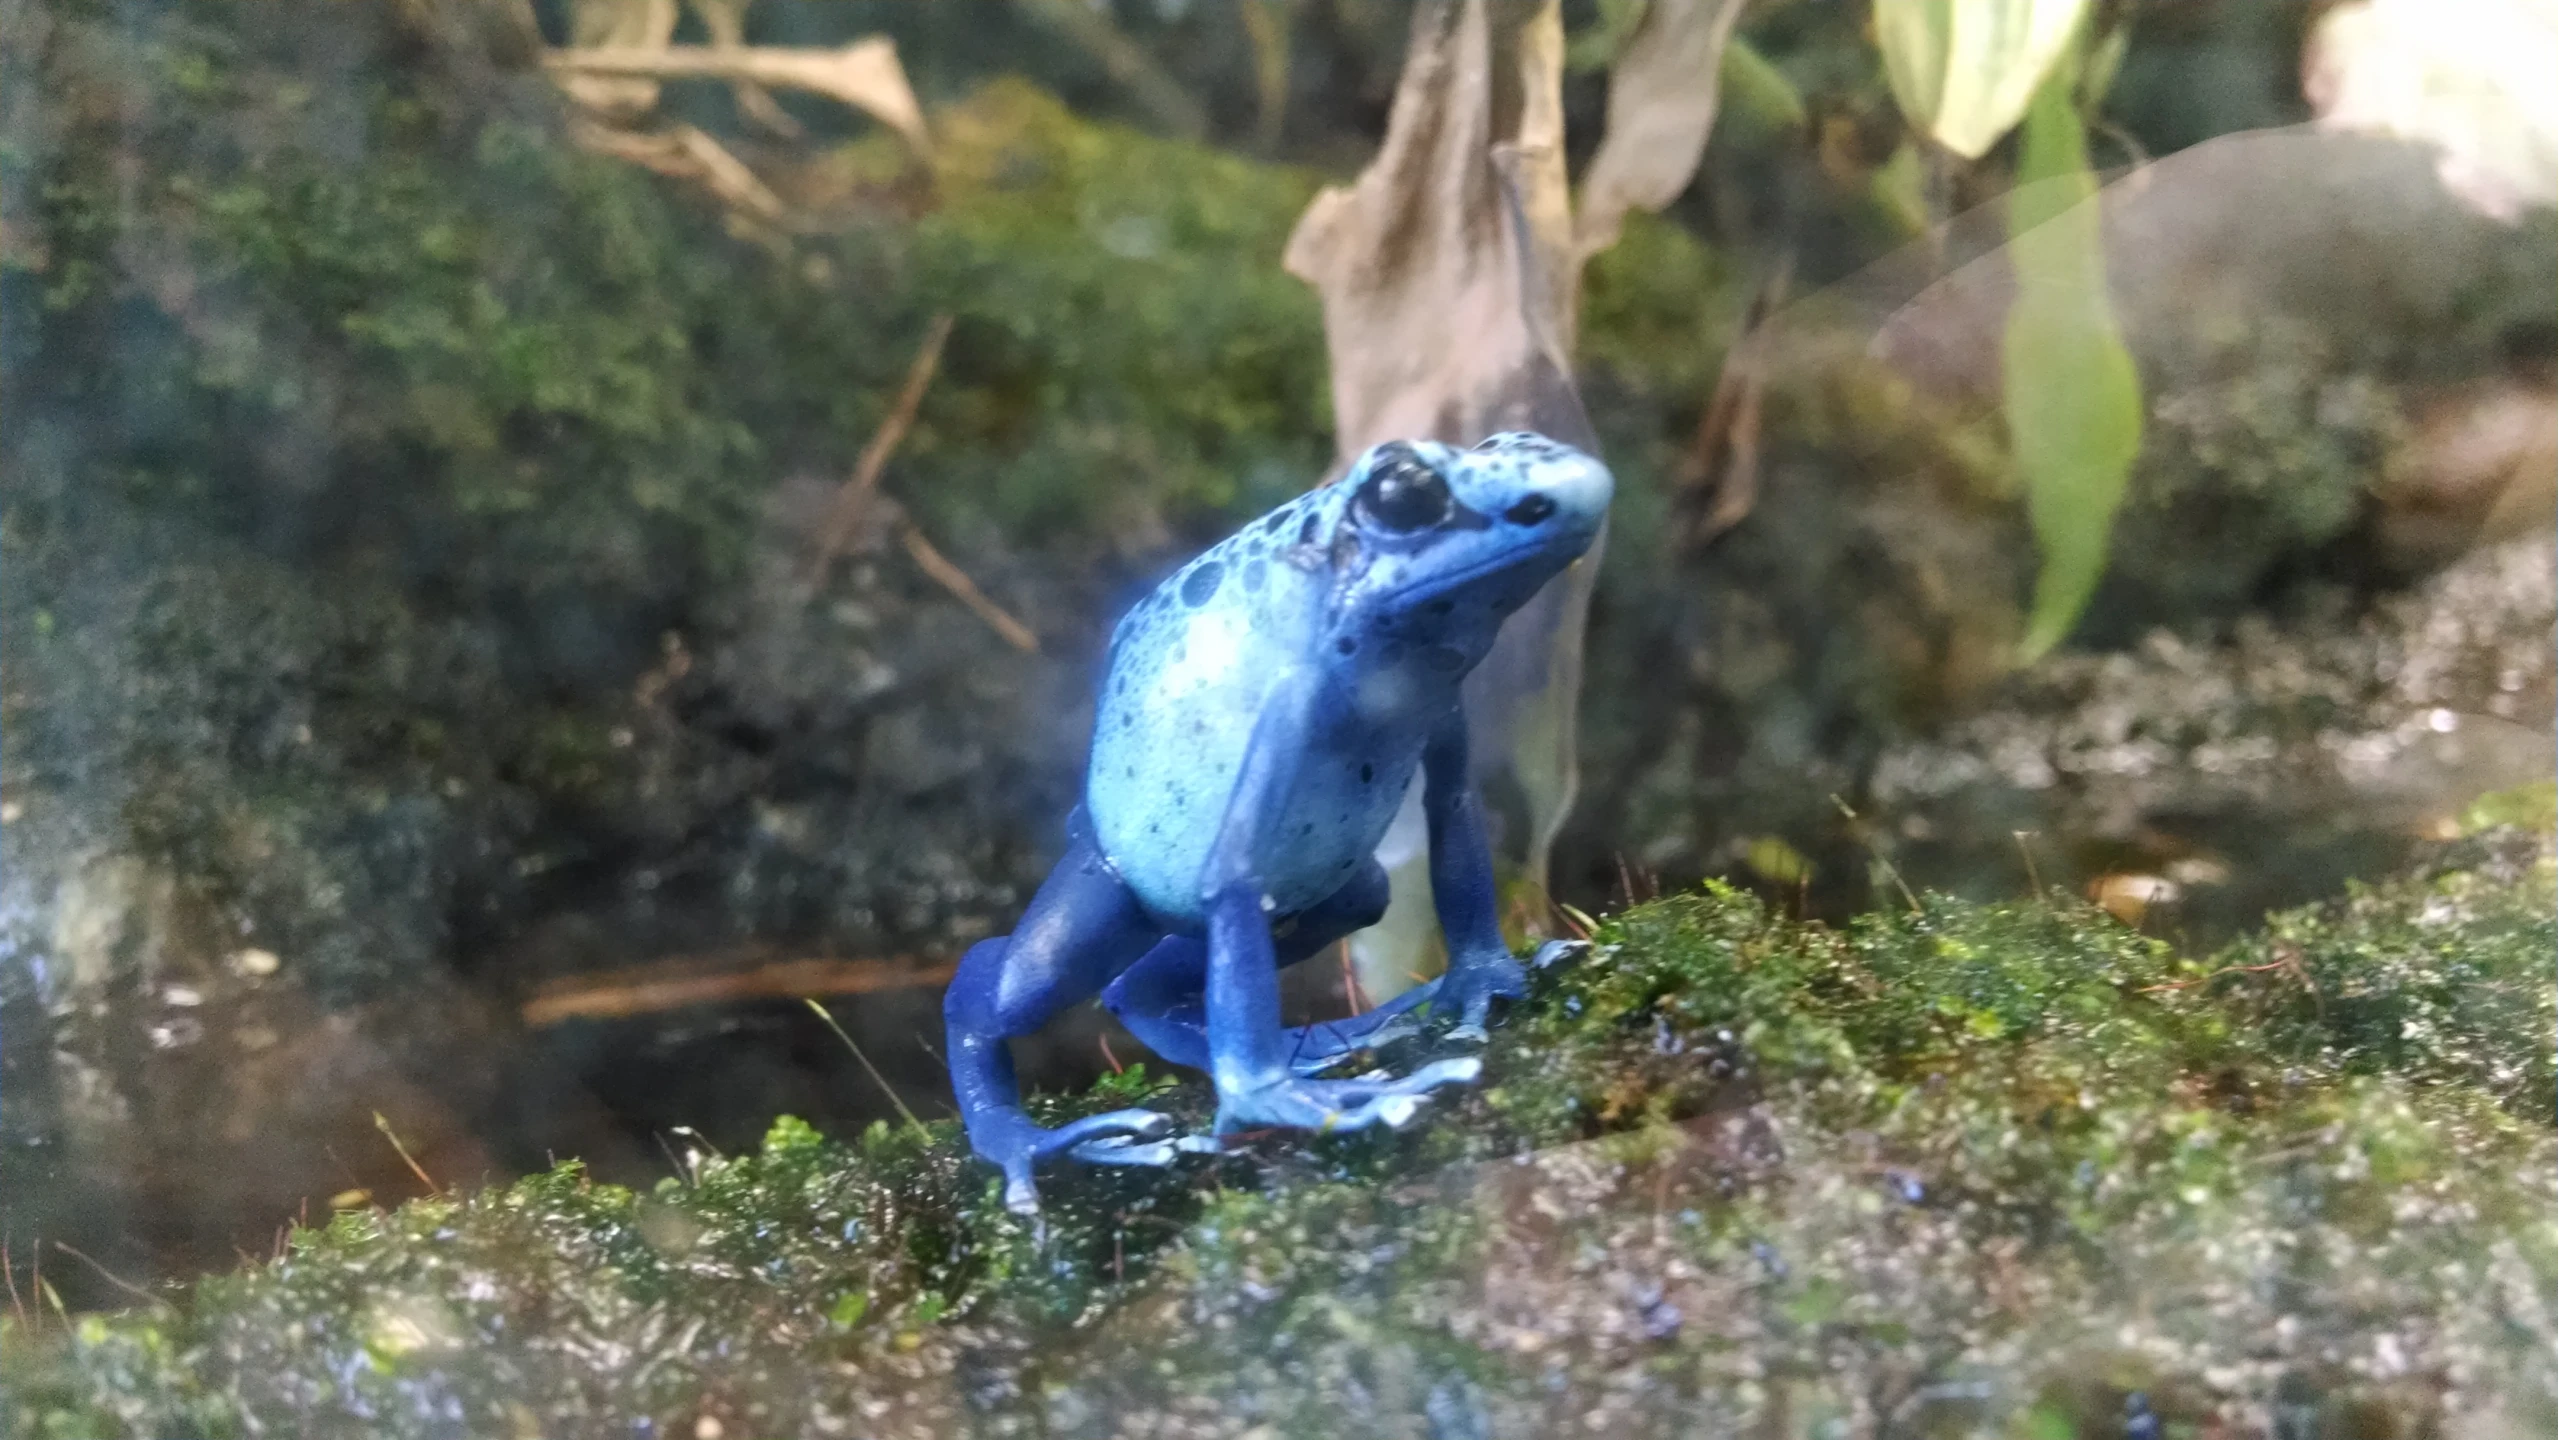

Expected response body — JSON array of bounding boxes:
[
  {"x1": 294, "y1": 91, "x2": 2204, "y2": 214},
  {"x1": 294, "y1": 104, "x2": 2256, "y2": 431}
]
[{"x1": 1087, "y1": 484, "x2": 1403, "y2": 924}]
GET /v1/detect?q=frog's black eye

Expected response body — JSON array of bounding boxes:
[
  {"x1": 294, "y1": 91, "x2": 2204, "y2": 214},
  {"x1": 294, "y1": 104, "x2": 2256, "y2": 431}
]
[{"x1": 1353, "y1": 445, "x2": 1451, "y2": 533}]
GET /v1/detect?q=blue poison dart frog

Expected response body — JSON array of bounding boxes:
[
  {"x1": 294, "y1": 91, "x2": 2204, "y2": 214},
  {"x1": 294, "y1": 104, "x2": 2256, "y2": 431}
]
[{"x1": 942, "y1": 432, "x2": 1612, "y2": 1212}]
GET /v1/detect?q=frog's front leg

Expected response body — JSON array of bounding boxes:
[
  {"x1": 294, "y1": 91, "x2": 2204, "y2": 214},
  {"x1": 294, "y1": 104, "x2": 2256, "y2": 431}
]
[
  {"x1": 944, "y1": 817, "x2": 1178, "y2": 1214},
  {"x1": 1413, "y1": 710, "x2": 1530, "y2": 1037},
  {"x1": 1198, "y1": 673, "x2": 1481, "y2": 1136}
]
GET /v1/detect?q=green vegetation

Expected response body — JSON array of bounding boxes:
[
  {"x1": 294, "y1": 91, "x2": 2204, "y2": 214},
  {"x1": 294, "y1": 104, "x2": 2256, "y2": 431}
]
[
  {"x1": 2004, "y1": 46, "x2": 2143, "y2": 663},
  {"x1": 3, "y1": 1, "x2": 1345, "y2": 1002},
  {"x1": 6, "y1": 830, "x2": 2547, "y2": 1437}
]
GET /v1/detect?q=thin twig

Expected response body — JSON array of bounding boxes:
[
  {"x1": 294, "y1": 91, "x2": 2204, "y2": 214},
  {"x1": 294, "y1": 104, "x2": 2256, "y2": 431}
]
[
  {"x1": 1015, "y1": 0, "x2": 1208, "y2": 138},
  {"x1": 798, "y1": 315, "x2": 1040, "y2": 652},
  {"x1": 899, "y1": 522, "x2": 1042, "y2": 653},
  {"x1": 804, "y1": 998, "x2": 930, "y2": 1140},
  {"x1": 654, "y1": 1129, "x2": 696, "y2": 1186},
  {"x1": 1237, "y1": 0, "x2": 1295, "y2": 152},
  {"x1": 568, "y1": 119, "x2": 790, "y2": 225},
  {"x1": 374, "y1": 1112, "x2": 442, "y2": 1197},
  {"x1": 1677, "y1": 251, "x2": 1794, "y2": 548},
  {"x1": 2013, "y1": 830, "x2": 2044, "y2": 897},
  {"x1": 4, "y1": 1231, "x2": 27, "y2": 1332},
  {"x1": 37, "y1": 1275, "x2": 67, "y2": 1334},
  {"x1": 52, "y1": 1242, "x2": 167, "y2": 1311},
  {"x1": 1833, "y1": 794, "x2": 1922, "y2": 915},
  {"x1": 667, "y1": 1125, "x2": 726, "y2": 1162},
  {"x1": 808, "y1": 313, "x2": 955, "y2": 576}
]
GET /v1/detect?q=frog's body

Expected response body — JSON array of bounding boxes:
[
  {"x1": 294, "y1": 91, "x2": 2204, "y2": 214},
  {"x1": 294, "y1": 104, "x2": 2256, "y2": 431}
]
[
  {"x1": 1091, "y1": 483, "x2": 1424, "y2": 924},
  {"x1": 943, "y1": 433, "x2": 1612, "y2": 1212}
]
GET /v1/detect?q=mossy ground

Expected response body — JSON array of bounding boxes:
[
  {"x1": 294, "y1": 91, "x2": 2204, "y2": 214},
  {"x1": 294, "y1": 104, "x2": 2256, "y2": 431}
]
[{"x1": 4, "y1": 829, "x2": 2549, "y2": 1439}]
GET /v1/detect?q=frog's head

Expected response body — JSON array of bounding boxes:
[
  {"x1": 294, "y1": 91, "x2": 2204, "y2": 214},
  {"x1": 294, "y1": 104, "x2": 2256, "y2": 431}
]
[{"x1": 1321, "y1": 431, "x2": 1611, "y2": 675}]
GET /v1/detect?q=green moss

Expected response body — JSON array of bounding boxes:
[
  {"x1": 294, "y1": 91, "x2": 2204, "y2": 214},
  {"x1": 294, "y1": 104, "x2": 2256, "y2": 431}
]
[
  {"x1": 893, "y1": 79, "x2": 1335, "y2": 533},
  {"x1": 2, "y1": 4, "x2": 1352, "y2": 1009},
  {"x1": 7, "y1": 834, "x2": 2550, "y2": 1436}
]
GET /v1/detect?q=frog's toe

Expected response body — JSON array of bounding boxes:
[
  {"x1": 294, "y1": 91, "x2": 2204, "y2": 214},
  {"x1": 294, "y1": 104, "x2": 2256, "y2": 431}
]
[
  {"x1": 981, "y1": 1109, "x2": 1177, "y2": 1214},
  {"x1": 1215, "y1": 1057, "x2": 1483, "y2": 1135},
  {"x1": 1067, "y1": 1133, "x2": 1180, "y2": 1167},
  {"x1": 1436, "y1": 953, "x2": 1529, "y2": 1033},
  {"x1": 1001, "y1": 1166, "x2": 1042, "y2": 1216},
  {"x1": 1039, "y1": 1108, "x2": 1174, "y2": 1157},
  {"x1": 1530, "y1": 938, "x2": 1592, "y2": 972},
  {"x1": 1332, "y1": 1057, "x2": 1484, "y2": 1128},
  {"x1": 1286, "y1": 1002, "x2": 1429, "y2": 1074}
]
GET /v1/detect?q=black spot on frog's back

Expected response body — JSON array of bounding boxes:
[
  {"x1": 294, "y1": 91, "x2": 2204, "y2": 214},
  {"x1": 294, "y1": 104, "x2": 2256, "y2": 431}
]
[{"x1": 1182, "y1": 561, "x2": 1225, "y2": 607}]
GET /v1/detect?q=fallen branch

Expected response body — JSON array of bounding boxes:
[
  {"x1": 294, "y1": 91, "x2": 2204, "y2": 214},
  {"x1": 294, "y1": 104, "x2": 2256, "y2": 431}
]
[{"x1": 523, "y1": 953, "x2": 957, "y2": 1027}]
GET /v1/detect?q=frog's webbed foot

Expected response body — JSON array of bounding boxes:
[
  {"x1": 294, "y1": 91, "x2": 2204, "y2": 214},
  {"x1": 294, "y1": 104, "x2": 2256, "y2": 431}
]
[
  {"x1": 1529, "y1": 937, "x2": 1595, "y2": 972},
  {"x1": 1397, "y1": 937, "x2": 1590, "y2": 1044},
  {"x1": 1283, "y1": 985, "x2": 1436, "y2": 1073},
  {"x1": 975, "y1": 1107, "x2": 1177, "y2": 1215},
  {"x1": 1212, "y1": 1057, "x2": 1483, "y2": 1136}
]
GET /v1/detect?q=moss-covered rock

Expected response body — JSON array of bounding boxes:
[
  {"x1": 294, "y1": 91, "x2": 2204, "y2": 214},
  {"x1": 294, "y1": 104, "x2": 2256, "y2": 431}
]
[
  {"x1": 5, "y1": 831, "x2": 2547, "y2": 1438},
  {"x1": 0, "y1": 0, "x2": 1341, "y2": 1282}
]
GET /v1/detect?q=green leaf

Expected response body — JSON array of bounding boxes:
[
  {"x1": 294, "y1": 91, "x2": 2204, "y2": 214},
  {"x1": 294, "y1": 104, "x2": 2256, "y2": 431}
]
[
  {"x1": 1875, "y1": 0, "x2": 2092, "y2": 158},
  {"x1": 760, "y1": 1114, "x2": 824, "y2": 1155},
  {"x1": 1716, "y1": 36, "x2": 1807, "y2": 134},
  {"x1": 1567, "y1": 0, "x2": 1654, "y2": 75},
  {"x1": 2002, "y1": 58, "x2": 2142, "y2": 662}
]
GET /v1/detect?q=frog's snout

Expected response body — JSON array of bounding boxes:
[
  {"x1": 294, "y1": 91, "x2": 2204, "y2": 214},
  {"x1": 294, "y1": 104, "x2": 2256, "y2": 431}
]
[{"x1": 1508, "y1": 447, "x2": 1613, "y2": 539}]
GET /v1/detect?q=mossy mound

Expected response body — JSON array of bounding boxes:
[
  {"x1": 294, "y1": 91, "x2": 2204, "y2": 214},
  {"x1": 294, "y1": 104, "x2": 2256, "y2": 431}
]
[{"x1": 6, "y1": 830, "x2": 2549, "y2": 1438}]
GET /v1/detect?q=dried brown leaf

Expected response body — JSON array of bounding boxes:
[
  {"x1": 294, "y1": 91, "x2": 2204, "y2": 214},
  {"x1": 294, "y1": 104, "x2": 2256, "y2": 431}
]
[
  {"x1": 1284, "y1": 0, "x2": 1586, "y2": 459},
  {"x1": 568, "y1": 118, "x2": 788, "y2": 222},
  {"x1": 558, "y1": 0, "x2": 677, "y2": 117},
  {"x1": 547, "y1": 37, "x2": 930, "y2": 155},
  {"x1": 1573, "y1": 0, "x2": 1750, "y2": 265}
]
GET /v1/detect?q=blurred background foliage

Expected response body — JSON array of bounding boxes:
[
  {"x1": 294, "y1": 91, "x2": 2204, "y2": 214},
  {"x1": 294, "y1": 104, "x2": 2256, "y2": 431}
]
[{"x1": 0, "y1": 0, "x2": 2551, "y2": 1319}]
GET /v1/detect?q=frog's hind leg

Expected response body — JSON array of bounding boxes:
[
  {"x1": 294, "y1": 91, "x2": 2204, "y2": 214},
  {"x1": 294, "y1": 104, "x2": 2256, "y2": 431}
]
[
  {"x1": 944, "y1": 823, "x2": 1178, "y2": 1214},
  {"x1": 1101, "y1": 860, "x2": 1419, "y2": 1076}
]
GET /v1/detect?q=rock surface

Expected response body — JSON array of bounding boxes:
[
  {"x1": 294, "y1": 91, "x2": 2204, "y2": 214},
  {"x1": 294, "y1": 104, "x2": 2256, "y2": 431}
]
[{"x1": 4, "y1": 824, "x2": 2549, "y2": 1438}]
